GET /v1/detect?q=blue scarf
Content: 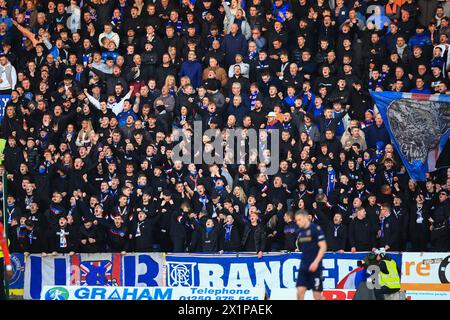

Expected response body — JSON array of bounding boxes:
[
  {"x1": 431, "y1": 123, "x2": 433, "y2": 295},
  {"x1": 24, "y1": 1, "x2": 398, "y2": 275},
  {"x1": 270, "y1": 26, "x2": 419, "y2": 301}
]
[
  {"x1": 224, "y1": 224, "x2": 233, "y2": 241},
  {"x1": 83, "y1": 53, "x2": 90, "y2": 64},
  {"x1": 248, "y1": 50, "x2": 257, "y2": 61},
  {"x1": 112, "y1": 17, "x2": 121, "y2": 26},
  {"x1": 28, "y1": 230, "x2": 34, "y2": 244},
  {"x1": 25, "y1": 11, "x2": 32, "y2": 25},
  {"x1": 199, "y1": 195, "x2": 208, "y2": 211},
  {"x1": 374, "y1": 145, "x2": 384, "y2": 162},
  {"x1": 327, "y1": 168, "x2": 336, "y2": 198},
  {"x1": 18, "y1": 225, "x2": 27, "y2": 239},
  {"x1": 364, "y1": 119, "x2": 375, "y2": 128},
  {"x1": 249, "y1": 91, "x2": 258, "y2": 110},
  {"x1": 50, "y1": 205, "x2": 63, "y2": 216}
]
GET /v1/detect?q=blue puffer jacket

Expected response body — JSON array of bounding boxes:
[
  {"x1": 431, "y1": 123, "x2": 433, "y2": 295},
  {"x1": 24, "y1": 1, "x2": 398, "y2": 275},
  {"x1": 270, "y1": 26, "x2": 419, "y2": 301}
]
[
  {"x1": 179, "y1": 60, "x2": 203, "y2": 89},
  {"x1": 273, "y1": 2, "x2": 290, "y2": 22},
  {"x1": 408, "y1": 31, "x2": 432, "y2": 48},
  {"x1": 222, "y1": 32, "x2": 247, "y2": 66}
]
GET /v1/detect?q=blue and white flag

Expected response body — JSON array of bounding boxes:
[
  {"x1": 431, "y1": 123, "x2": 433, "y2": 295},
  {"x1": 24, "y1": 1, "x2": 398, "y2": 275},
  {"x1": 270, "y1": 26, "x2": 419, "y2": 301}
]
[
  {"x1": 371, "y1": 92, "x2": 450, "y2": 181},
  {"x1": 165, "y1": 252, "x2": 402, "y2": 296},
  {"x1": 24, "y1": 253, "x2": 165, "y2": 300},
  {"x1": 326, "y1": 167, "x2": 336, "y2": 198}
]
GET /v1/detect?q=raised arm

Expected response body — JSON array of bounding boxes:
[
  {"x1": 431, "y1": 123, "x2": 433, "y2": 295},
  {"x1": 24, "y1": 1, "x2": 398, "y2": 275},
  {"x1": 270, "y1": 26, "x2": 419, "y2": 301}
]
[
  {"x1": 89, "y1": 65, "x2": 108, "y2": 81},
  {"x1": 83, "y1": 88, "x2": 101, "y2": 110},
  {"x1": 12, "y1": 20, "x2": 41, "y2": 47},
  {"x1": 222, "y1": 0, "x2": 234, "y2": 20},
  {"x1": 41, "y1": 35, "x2": 53, "y2": 50},
  {"x1": 334, "y1": 106, "x2": 350, "y2": 122},
  {"x1": 132, "y1": 92, "x2": 140, "y2": 114},
  {"x1": 10, "y1": 65, "x2": 17, "y2": 89},
  {"x1": 112, "y1": 86, "x2": 134, "y2": 115},
  {"x1": 261, "y1": 204, "x2": 280, "y2": 225}
]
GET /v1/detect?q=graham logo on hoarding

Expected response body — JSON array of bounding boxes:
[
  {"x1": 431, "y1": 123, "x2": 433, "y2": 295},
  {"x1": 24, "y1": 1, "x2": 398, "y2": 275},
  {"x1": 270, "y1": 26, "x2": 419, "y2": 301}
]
[{"x1": 44, "y1": 287, "x2": 70, "y2": 300}]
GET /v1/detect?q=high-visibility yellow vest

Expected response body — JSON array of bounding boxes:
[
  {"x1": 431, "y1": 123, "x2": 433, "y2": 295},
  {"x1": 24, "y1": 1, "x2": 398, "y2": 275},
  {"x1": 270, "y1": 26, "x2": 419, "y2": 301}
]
[
  {"x1": 0, "y1": 239, "x2": 10, "y2": 259},
  {"x1": 379, "y1": 259, "x2": 401, "y2": 289}
]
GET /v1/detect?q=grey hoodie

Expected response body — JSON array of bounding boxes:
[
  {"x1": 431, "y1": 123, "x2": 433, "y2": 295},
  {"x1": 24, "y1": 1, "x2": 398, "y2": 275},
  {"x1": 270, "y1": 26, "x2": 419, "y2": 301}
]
[{"x1": 0, "y1": 62, "x2": 17, "y2": 90}]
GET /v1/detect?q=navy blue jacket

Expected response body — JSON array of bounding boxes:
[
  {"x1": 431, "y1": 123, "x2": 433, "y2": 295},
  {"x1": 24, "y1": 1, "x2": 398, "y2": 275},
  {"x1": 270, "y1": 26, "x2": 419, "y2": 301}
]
[
  {"x1": 179, "y1": 60, "x2": 203, "y2": 88},
  {"x1": 222, "y1": 32, "x2": 247, "y2": 67},
  {"x1": 363, "y1": 124, "x2": 391, "y2": 150},
  {"x1": 227, "y1": 103, "x2": 249, "y2": 125}
]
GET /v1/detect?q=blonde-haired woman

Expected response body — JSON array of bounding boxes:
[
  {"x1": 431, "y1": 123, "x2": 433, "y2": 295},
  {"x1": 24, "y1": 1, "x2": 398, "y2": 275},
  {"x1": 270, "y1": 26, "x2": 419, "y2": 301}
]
[
  {"x1": 223, "y1": 0, "x2": 245, "y2": 34},
  {"x1": 76, "y1": 119, "x2": 95, "y2": 147},
  {"x1": 223, "y1": 0, "x2": 251, "y2": 40},
  {"x1": 164, "y1": 74, "x2": 177, "y2": 96},
  {"x1": 233, "y1": 185, "x2": 247, "y2": 205}
]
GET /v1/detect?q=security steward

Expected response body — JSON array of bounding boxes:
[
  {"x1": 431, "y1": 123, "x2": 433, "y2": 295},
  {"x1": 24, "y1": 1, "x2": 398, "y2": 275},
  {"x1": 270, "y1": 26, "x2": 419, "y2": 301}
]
[
  {"x1": 0, "y1": 222, "x2": 12, "y2": 300},
  {"x1": 373, "y1": 248, "x2": 401, "y2": 300}
]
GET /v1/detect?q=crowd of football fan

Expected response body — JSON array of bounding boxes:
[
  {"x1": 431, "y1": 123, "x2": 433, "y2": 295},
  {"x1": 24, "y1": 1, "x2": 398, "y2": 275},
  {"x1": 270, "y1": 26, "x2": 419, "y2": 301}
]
[{"x1": 0, "y1": 0, "x2": 449, "y2": 256}]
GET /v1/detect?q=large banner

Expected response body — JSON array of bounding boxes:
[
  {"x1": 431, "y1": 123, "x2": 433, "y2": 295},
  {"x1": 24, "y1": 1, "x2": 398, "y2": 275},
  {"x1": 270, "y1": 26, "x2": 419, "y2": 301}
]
[
  {"x1": 0, "y1": 94, "x2": 10, "y2": 122},
  {"x1": 371, "y1": 92, "x2": 450, "y2": 181},
  {"x1": 401, "y1": 252, "x2": 450, "y2": 292},
  {"x1": 24, "y1": 253, "x2": 165, "y2": 300},
  {"x1": 165, "y1": 252, "x2": 402, "y2": 295}
]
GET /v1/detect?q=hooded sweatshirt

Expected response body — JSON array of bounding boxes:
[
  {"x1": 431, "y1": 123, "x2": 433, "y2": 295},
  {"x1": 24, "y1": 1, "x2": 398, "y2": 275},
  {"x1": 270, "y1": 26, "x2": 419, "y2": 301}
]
[{"x1": 0, "y1": 62, "x2": 17, "y2": 90}]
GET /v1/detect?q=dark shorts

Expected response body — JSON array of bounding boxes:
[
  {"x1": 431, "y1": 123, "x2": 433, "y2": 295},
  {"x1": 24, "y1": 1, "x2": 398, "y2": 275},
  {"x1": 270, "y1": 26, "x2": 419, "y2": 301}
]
[{"x1": 296, "y1": 267, "x2": 323, "y2": 292}]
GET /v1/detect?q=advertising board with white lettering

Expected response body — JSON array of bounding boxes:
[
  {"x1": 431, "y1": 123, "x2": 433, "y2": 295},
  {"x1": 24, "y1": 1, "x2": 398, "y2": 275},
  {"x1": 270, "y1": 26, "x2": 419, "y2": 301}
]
[
  {"x1": 401, "y1": 252, "x2": 450, "y2": 292},
  {"x1": 41, "y1": 286, "x2": 265, "y2": 300},
  {"x1": 165, "y1": 252, "x2": 402, "y2": 295},
  {"x1": 406, "y1": 291, "x2": 450, "y2": 300}
]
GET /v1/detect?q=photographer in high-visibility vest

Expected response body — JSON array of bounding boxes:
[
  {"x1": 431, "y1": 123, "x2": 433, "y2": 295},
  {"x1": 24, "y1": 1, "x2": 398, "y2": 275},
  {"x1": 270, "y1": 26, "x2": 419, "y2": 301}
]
[
  {"x1": 0, "y1": 222, "x2": 12, "y2": 300},
  {"x1": 373, "y1": 248, "x2": 401, "y2": 300}
]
